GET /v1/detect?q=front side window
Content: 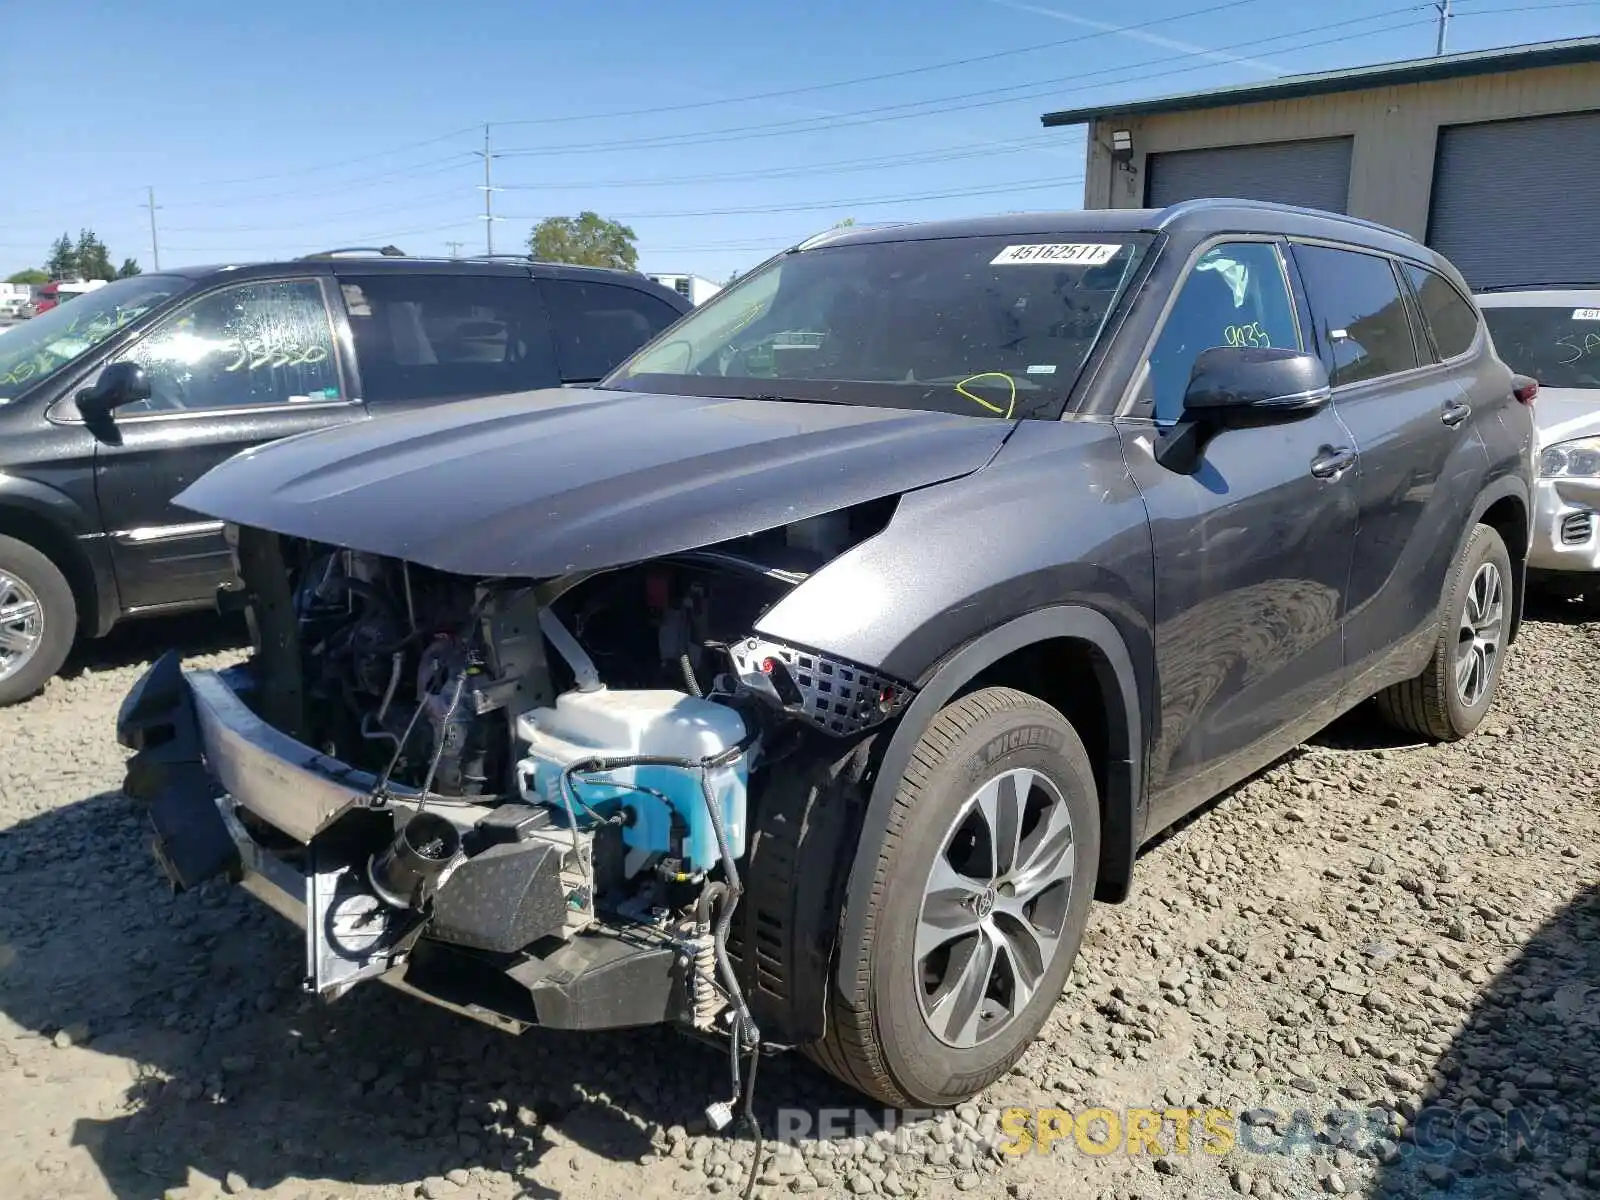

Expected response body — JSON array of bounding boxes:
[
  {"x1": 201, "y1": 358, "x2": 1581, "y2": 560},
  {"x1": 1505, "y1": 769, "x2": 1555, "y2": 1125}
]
[
  {"x1": 1482, "y1": 305, "x2": 1600, "y2": 390},
  {"x1": 540, "y1": 279, "x2": 685, "y2": 383},
  {"x1": 1142, "y1": 241, "x2": 1302, "y2": 424},
  {"x1": 341, "y1": 274, "x2": 559, "y2": 404},
  {"x1": 1294, "y1": 245, "x2": 1420, "y2": 387},
  {"x1": 115, "y1": 279, "x2": 341, "y2": 414},
  {"x1": 1405, "y1": 263, "x2": 1479, "y2": 360},
  {"x1": 0, "y1": 274, "x2": 189, "y2": 404},
  {"x1": 606, "y1": 233, "x2": 1154, "y2": 421}
]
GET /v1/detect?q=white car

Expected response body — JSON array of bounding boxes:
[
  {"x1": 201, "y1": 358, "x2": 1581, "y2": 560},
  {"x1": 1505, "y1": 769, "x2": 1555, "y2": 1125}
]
[{"x1": 1477, "y1": 287, "x2": 1600, "y2": 599}]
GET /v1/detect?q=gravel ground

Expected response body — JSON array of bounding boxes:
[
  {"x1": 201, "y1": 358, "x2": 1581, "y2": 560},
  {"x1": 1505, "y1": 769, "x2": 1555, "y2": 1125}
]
[{"x1": 0, "y1": 601, "x2": 1596, "y2": 1200}]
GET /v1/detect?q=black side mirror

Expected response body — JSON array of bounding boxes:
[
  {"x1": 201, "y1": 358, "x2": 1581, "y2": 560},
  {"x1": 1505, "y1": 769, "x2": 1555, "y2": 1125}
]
[
  {"x1": 1183, "y1": 346, "x2": 1331, "y2": 424},
  {"x1": 77, "y1": 361, "x2": 152, "y2": 422},
  {"x1": 1156, "y1": 346, "x2": 1331, "y2": 474}
]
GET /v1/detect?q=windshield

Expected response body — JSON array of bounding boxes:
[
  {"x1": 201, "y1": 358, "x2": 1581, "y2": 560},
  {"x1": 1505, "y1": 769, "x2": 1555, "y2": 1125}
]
[
  {"x1": 605, "y1": 233, "x2": 1153, "y2": 420},
  {"x1": 1483, "y1": 304, "x2": 1600, "y2": 390},
  {"x1": 0, "y1": 274, "x2": 189, "y2": 403}
]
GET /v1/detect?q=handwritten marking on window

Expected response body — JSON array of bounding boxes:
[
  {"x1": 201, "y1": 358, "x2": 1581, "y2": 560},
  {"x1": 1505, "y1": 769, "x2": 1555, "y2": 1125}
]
[
  {"x1": 223, "y1": 341, "x2": 330, "y2": 372},
  {"x1": 955, "y1": 372, "x2": 1017, "y2": 419},
  {"x1": 1224, "y1": 322, "x2": 1272, "y2": 349},
  {"x1": 1554, "y1": 333, "x2": 1600, "y2": 365}
]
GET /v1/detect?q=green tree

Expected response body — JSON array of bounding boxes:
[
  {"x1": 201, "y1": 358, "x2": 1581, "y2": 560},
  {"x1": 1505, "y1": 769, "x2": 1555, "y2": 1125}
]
[
  {"x1": 528, "y1": 212, "x2": 639, "y2": 270},
  {"x1": 45, "y1": 234, "x2": 77, "y2": 280},
  {"x1": 6, "y1": 268, "x2": 48, "y2": 285},
  {"x1": 116, "y1": 258, "x2": 142, "y2": 278},
  {"x1": 74, "y1": 229, "x2": 115, "y2": 280},
  {"x1": 833, "y1": 216, "x2": 856, "y2": 228}
]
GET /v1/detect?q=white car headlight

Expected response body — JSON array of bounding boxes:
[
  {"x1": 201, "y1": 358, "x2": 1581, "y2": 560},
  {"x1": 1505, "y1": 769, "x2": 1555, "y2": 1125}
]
[{"x1": 1540, "y1": 436, "x2": 1600, "y2": 478}]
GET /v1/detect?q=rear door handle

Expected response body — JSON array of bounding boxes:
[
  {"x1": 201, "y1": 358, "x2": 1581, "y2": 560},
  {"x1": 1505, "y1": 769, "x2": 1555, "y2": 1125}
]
[
  {"x1": 1442, "y1": 398, "x2": 1472, "y2": 427},
  {"x1": 1310, "y1": 446, "x2": 1356, "y2": 479}
]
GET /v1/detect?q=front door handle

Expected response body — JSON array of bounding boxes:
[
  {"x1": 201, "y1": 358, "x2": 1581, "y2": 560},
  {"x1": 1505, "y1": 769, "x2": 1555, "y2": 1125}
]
[
  {"x1": 1310, "y1": 446, "x2": 1357, "y2": 479},
  {"x1": 1442, "y1": 398, "x2": 1472, "y2": 427}
]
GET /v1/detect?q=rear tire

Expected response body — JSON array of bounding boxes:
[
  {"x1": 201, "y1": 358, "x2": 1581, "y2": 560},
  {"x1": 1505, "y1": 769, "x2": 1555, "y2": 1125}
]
[
  {"x1": 1374, "y1": 523, "x2": 1511, "y2": 741},
  {"x1": 807, "y1": 686, "x2": 1100, "y2": 1108},
  {"x1": 0, "y1": 534, "x2": 77, "y2": 707}
]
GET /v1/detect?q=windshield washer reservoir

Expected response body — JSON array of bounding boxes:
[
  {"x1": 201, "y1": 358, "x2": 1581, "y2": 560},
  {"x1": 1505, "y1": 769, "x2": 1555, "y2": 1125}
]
[{"x1": 514, "y1": 688, "x2": 750, "y2": 875}]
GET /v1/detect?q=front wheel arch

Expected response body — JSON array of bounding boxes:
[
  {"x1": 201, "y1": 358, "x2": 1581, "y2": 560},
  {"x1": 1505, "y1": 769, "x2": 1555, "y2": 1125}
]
[{"x1": 833, "y1": 605, "x2": 1144, "y2": 998}]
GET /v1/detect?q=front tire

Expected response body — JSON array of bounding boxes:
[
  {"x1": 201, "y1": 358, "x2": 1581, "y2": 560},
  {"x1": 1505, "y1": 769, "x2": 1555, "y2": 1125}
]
[
  {"x1": 0, "y1": 534, "x2": 77, "y2": 707},
  {"x1": 1374, "y1": 523, "x2": 1512, "y2": 741},
  {"x1": 808, "y1": 686, "x2": 1100, "y2": 1107}
]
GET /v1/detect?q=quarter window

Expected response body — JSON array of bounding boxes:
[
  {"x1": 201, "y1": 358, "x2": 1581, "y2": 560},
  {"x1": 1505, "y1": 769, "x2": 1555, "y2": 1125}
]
[
  {"x1": 540, "y1": 280, "x2": 684, "y2": 382},
  {"x1": 1404, "y1": 263, "x2": 1479, "y2": 360},
  {"x1": 117, "y1": 280, "x2": 341, "y2": 413},
  {"x1": 1294, "y1": 245, "x2": 1420, "y2": 386},
  {"x1": 1143, "y1": 241, "x2": 1302, "y2": 424}
]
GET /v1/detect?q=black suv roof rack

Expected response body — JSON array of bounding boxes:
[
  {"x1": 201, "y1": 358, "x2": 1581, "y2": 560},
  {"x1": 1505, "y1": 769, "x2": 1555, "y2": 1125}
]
[{"x1": 298, "y1": 245, "x2": 407, "y2": 260}]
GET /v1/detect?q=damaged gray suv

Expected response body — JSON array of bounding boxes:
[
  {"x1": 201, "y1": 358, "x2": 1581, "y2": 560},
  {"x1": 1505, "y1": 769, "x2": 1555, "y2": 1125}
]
[{"x1": 118, "y1": 200, "x2": 1535, "y2": 1118}]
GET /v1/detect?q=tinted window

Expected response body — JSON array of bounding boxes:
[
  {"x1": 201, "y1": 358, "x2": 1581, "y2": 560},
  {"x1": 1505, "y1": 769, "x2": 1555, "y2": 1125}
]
[
  {"x1": 1144, "y1": 241, "x2": 1302, "y2": 424},
  {"x1": 1294, "y1": 246, "x2": 1419, "y2": 386},
  {"x1": 1405, "y1": 264, "x2": 1479, "y2": 360},
  {"x1": 116, "y1": 279, "x2": 341, "y2": 414},
  {"x1": 541, "y1": 280, "x2": 684, "y2": 382},
  {"x1": 341, "y1": 274, "x2": 559, "y2": 404},
  {"x1": 609, "y1": 234, "x2": 1154, "y2": 421},
  {"x1": 1482, "y1": 306, "x2": 1600, "y2": 390}
]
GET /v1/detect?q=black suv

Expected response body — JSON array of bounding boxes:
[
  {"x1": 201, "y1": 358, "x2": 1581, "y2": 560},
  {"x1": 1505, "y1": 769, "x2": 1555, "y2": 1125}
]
[
  {"x1": 119, "y1": 201, "x2": 1534, "y2": 1119},
  {"x1": 0, "y1": 252, "x2": 690, "y2": 703}
]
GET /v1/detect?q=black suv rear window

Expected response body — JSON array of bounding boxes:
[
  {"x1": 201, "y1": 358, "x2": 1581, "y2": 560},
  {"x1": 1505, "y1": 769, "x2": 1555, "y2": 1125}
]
[{"x1": 340, "y1": 274, "x2": 560, "y2": 404}]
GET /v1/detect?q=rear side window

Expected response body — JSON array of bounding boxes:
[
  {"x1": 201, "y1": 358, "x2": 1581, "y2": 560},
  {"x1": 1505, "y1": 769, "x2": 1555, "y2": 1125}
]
[
  {"x1": 540, "y1": 279, "x2": 684, "y2": 382},
  {"x1": 340, "y1": 274, "x2": 559, "y2": 404},
  {"x1": 1294, "y1": 245, "x2": 1420, "y2": 386},
  {"x1": 1404, "y1": 264, "x2": 1479, "y2": 360}
]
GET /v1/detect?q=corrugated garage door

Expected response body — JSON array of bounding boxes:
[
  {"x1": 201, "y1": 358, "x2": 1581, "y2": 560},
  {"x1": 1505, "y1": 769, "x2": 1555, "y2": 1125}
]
[
  {"x1": 1428, "y1": 111, "x2": 1600, "y2": 290},
  {"x1": 1145, "y1": 137, "x2": 1353, "y2": 213}
]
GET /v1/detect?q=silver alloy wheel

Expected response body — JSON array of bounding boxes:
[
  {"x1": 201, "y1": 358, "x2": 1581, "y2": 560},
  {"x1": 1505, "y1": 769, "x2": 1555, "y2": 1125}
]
[
  {"x1": 0, "y1": 569, "x2": 45, "y2": 685},
  {"x1": 915, "y1": 767, "x2": 1077, "y2": 1049},
  {"x1": 1456, "y1": 560, "x2": 1504, "y2": 708}
]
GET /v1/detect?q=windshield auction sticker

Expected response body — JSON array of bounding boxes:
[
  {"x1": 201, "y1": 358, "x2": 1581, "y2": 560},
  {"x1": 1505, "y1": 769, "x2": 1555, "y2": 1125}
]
[
  {"x1": 991, "y1": 243, "x2": 1122, "y2": 266},
  {"x1": 1572, "y1": 308, "x2": 1600, "y2": 320}
]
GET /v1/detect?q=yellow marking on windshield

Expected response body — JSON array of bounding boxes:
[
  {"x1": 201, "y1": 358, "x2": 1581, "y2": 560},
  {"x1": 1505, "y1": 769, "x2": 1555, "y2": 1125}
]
[{"x1": 955, "y1": 372, "x2": 1017, "y2": 419}]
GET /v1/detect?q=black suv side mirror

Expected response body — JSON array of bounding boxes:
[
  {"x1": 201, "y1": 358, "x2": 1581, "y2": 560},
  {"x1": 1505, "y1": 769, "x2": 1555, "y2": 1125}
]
[
  {"x1": 1157, "y1": 347, "x2": 1332, "y2": 474},
  {"x1": 77, "y1": 361, "x2": 152, "y2": 423}
]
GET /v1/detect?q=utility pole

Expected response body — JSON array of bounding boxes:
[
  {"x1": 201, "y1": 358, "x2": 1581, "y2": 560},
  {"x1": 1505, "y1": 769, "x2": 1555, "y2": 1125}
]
[
  {"x1": 476, "y1": 124, "x2": 502, "y2": 256},
  {"x1": 1433, "y1": 0, "x2": 1451, "y2": 56},
  {"x1": 445, "y1": 240, "x2": 465, "y2": 258},
  {"x1": 142, "y1": 186, "x2": 162, "y2": 269}
]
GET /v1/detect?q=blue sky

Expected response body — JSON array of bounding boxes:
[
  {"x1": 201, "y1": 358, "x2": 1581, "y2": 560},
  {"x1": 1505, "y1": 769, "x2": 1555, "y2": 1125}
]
[{"x1": 1, "y1": 0, "x2": 1594, "y2": 282}]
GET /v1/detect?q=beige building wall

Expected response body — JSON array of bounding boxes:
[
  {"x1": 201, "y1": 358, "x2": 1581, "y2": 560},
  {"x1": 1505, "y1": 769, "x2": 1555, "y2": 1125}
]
[{"x1": 1081, "y1": 62, "x2": 1600, "y2": 237}]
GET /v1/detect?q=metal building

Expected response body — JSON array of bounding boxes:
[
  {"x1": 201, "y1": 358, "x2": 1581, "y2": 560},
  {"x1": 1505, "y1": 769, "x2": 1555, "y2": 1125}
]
[{"x1": 1041, "y1": 37, "x2": 1600, "y2": 289}]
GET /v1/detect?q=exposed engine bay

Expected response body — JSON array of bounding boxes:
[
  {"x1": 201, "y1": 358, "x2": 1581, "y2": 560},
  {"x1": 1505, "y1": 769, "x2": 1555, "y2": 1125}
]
[{"x1": 167, "y1": 506, "x2": 913, "y2": 1135}]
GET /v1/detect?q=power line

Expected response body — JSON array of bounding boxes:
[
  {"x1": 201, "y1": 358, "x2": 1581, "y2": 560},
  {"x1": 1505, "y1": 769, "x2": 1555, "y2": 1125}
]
[
  {"x1": 494, "y1": 135, "x2": 1067, "y2": 193},
  {"x1": 487, "y1": 0, "x2": 1274, "y2": 127},
  {"x1": 118, "y1": 12, "x2": 1434, "y2": 245},
  {"x1": 491, "y1": 8, "x2": 1439, "y2": 158},
  {"x1": 491, "y1": 2, "x2": 1584, "y2": 159},
  {"x1": 504, "y1": 176, "x2": 1087, "y2": 222},
  {"x1": 161, "y1": 185, "x2": 467, "y2": 233}
]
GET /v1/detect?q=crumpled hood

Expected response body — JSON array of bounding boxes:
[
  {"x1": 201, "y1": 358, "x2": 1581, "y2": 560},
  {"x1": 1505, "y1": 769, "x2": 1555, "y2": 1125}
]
[{"x1": 174, "y1": 387, "x2": 1012, "y2": 577}]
